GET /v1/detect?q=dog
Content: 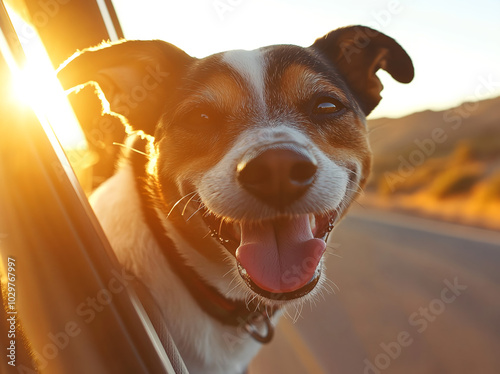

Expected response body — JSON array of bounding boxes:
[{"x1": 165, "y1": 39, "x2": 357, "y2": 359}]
[{"x1": 57, "y1": 25, "x2": 413, "y2": 373}]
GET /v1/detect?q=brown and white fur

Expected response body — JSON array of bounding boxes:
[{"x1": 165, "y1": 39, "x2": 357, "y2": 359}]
[{"x1": 58, "y1": 26, "x2": 413, "y2": 374}]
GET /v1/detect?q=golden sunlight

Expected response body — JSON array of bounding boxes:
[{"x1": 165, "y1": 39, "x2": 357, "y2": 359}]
[
  {"x1": 7, "y1": 6, "x2": 94, "y2": 191},
  {"x1": 7, "y1": 11, "x2": 85, "y2": 149}
]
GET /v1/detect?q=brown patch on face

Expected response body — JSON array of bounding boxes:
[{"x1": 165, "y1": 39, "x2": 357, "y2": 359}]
[
  {"x1": 277, "y1": 63, "x2": 372, "y2": 194},
  {"x1": 174, "y1": 73, "x2": 246, "y2": 116},
  {"x1": 279, "y1": 64, "x2": 349, "y2": 107},
  {"x1": 155, "y1": 71, "x2": 253, "y2": 196},
  {"x1": 206, "y1": 73, "x2": 247, "y2": 111}
]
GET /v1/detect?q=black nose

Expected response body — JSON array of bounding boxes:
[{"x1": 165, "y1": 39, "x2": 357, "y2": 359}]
[{"x1": 237, "y1": 148, "x2": 317, "y2": 209}]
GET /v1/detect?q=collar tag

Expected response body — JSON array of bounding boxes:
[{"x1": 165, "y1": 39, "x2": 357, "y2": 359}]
[{"x1": 243, "y1": 312, "x2": 274, "y2": 344}]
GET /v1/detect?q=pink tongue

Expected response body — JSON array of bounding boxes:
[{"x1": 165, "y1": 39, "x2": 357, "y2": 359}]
[{"x1": 235, "y1": 215, "x2": 326, "y2": 293}]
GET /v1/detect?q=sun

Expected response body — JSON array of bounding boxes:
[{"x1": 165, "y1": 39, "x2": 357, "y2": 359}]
[
  {"x1": 7, "y1": 5, "x2": 86, "y2": 151},
  {"x1": 5, "y1": 5, "x2": 96, "y2": 191}
]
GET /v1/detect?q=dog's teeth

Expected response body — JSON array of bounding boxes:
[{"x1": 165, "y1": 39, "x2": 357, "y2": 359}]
[{"x1": 326, "y1": 213, "x2": 338, "y2": 233}]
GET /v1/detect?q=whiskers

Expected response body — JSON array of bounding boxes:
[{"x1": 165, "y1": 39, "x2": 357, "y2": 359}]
[
  {"x1": 341, "y1": 166, "x2": 371, "y2": 213},
  {"x1": 325, "y1": 246, "x2": 342, "y2": 259},
  {"x1": 181, "y1": 193, "x2": 199, "y2": 216},
  {"x1": 328, "y1": 166, "x2": 365, "y2": 224},
  {"x1": 186, "y1": 204, "x2": 205, "y2": 222},
  {"x1": 113, "y1": 141, "x2": 149, "y2": 156},
  {"x1": 343, "y1": 166, "x2": 365, "y2": 197},
  {"x1": 166, "y1": 191, "x2": 201, "y2": 219}
]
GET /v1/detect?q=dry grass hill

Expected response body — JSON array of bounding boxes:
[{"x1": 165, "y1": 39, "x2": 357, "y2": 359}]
[{"x1": 363, "y1": 96, "x2": 500, "y2": 229}]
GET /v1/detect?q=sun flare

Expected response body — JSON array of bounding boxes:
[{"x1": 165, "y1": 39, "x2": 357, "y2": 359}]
[{"x1": 7, "y1": 5, "x2": 86, "y2": 150}]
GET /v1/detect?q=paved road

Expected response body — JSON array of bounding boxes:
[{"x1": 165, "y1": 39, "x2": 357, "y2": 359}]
[{"x1": 250, "y1": 208, "x2": 500, "y2": 374}]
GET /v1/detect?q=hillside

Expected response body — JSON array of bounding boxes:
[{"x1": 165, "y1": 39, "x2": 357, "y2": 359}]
[{"x1": 363, "y1": 96, "x2": 500, "y2": 229}]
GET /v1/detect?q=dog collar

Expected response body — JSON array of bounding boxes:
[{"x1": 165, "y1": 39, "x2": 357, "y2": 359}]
[{"x1": 128, "y1": 135, "x2": 277, "y2": 344}]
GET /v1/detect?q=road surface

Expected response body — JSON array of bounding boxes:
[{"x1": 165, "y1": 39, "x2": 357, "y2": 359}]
[{"x1": 250, "y1": 207, "x2": 500, "y2": 374}]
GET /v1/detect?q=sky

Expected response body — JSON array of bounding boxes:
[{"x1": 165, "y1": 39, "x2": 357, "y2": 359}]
[{"x1": 111, "y1": 0, "x2": 500, "y2": 119}]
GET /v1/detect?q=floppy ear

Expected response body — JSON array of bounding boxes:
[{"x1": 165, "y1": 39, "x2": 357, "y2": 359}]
[
  {"x1": 311, "y1": 25, "x2": 414, "y2": 115},
  {"x1": 57, "y1": 40, "x2": 194, "y2": 135}
]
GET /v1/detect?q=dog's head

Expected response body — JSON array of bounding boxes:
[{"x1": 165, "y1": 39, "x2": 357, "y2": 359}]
[{"x1": 59, "y1": 26, "x2": 413, "y2": 304}]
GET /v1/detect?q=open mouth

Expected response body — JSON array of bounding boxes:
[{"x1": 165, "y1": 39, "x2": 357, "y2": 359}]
[{"x1": 201, "y1": 208, "x2": 338, "y2": 301}]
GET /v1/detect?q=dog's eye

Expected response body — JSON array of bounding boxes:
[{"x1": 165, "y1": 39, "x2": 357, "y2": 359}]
[
  {"x1": 187, "y1": 111, "x2": 210, "y2": 123},
  {"x1": 183, "y1": 109, "x2": 213, "y2": 129},
  {"x1": 312, "y1": 97, "x2": 345, "y2": 115}
]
